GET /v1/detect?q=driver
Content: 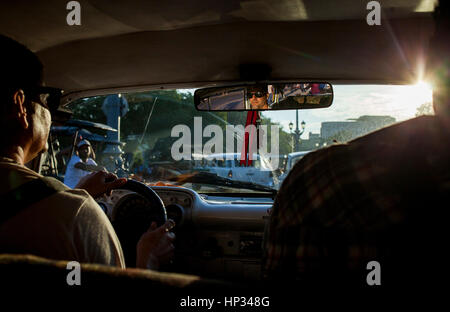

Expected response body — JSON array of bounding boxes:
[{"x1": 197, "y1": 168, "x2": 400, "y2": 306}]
[
  {"x1": 0, "y1": 34, "x2": 174, "y2": 270},
  {"x1": 248, "y1": 85, "x2": 269, "y2": 110}
]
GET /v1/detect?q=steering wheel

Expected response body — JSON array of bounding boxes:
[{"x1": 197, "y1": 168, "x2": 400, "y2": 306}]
[{"x1": 111, "y1": 180, "x2": 167, "y2": 267}]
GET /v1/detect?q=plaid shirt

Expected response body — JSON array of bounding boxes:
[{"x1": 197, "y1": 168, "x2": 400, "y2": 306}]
[{"x1": 263, "y1": 116, "x2": 450, "y2": 285}]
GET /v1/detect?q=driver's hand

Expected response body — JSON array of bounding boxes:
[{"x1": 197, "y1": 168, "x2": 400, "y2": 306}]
[
  {"x1": 75, "y1": 171, "x2": 127, "y2": 198},
  {"x1": 136, "y1": 221, "x2": 176, "y2": 270}
]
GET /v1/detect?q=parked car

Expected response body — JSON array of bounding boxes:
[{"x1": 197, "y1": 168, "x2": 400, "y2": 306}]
[
  {"x1": 277, "y1": 151, "x2": 311, "y2": 186},
  {"x1": 197, "y1": 153, "x2": 274, "y2": 188}
]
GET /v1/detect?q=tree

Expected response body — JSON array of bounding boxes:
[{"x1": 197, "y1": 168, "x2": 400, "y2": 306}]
[
  {"x1": 259, "y1": 115, "x2": 292, "y2": 156},
  {"x1": 415, "y1": 102, "x2": 434, "y2": 116}
]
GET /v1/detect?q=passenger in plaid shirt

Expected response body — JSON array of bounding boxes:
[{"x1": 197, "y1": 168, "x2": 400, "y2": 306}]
[
  {"x1": 263, "y1": 116, "x2": 450, "y2": 286},
  {"x1": 263, "y1": 2, "x2": 450, "y2": 287}
]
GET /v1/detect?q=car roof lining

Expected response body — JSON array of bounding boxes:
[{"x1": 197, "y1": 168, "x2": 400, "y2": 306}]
[
  {"x1": 1, "y1": 0, "x2": 436, "y2": 51},
  {"x1": 0, "y1": 0, "x2": 437, "y2": 102}
]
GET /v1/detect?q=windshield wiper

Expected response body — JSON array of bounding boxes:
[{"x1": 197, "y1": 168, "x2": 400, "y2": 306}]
[{"x1": 168, "y1": 171, "x2": 277, "y2": 194}]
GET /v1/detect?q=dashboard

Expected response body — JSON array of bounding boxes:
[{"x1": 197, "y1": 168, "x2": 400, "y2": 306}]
[{"x1": 97, "y1": 185, "x2": 273, "y2": 281}]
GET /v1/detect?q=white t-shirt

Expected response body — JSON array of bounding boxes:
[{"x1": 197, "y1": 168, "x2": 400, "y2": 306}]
[{"x1": 64, "y1": 155, "x2": 98, "y2": 188}]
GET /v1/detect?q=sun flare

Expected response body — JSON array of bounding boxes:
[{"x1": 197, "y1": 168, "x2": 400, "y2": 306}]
[{"x1": 395, "y1": 80, "x2": 433, "y2": 111}]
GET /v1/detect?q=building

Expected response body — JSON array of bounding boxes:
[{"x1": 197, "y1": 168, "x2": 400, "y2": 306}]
[
  {"x1": 321, "y1": 115, "x2": 396, "y2": 142},
  {"x1": 299, "y1": 132, "x2": 322, "y2": 151},
  {"x1": 298, "y1": 115, "x2": 397, "y2": 151}
]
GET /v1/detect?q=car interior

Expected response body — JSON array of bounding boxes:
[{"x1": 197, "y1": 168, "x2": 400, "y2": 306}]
[{"x1": 0, "y1": 0, "x2": 444, "y2": 304}]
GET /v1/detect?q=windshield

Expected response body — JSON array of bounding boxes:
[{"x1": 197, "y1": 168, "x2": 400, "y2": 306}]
[{"x1": 56, "y1": 83, "x2": 432, "y2": 193}]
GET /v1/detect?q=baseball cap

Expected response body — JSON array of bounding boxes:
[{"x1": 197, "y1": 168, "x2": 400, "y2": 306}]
[{"x1": 77, "y1": 139, "x2": 91, "y2": 148}]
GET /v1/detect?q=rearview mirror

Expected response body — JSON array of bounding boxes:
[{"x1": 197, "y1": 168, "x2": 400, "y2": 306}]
[{"x1": 194, "y1": 82, "x2": 333, "y2": 111}]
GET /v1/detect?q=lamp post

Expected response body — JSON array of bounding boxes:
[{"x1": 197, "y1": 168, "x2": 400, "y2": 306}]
[
  {"x1": 102, "y1": 93, "x2": 129, "y2": 173},
  {"x1": 289, "y1": 122, "x2": 294, "y2": 153},
  {"x1": 289, "y1": 112, "x2": 306, "y2": 152},
  {"x1": 293, "y1": 109, "x2": 306, "y2": 152}
]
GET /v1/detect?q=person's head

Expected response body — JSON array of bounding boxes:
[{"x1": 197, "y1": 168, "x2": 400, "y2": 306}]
[
  {"x1": 0, "y1": 35, "x2": 52, "y2": 164},
  {"x1": 77, "y1": 140, "x2": 92, "y2": 161},
  {"x1": 248, "y1": 85, "x2": 268, "y2": 109},
  {"x1": 428, "y1": 1, "x2": 450, "y2": 117}
]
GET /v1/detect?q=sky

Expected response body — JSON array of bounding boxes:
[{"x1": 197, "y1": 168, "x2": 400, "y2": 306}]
[{"x1": 261, "y1": 83, "x2": 433, "y2": 139}]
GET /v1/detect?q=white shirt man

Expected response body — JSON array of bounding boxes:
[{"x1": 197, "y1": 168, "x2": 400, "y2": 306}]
[
  {"x1": 64, "y1": 154, "x2": 98, "y2": 188},
  {"x1": 64, "y1": 140, "x2": 101, "y2": 188}
]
